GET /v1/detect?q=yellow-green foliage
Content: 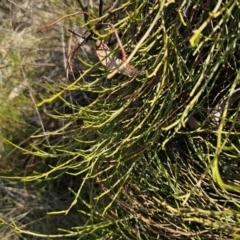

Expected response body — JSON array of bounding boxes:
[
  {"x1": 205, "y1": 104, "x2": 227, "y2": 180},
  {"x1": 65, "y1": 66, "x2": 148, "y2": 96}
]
[{"x1": 1, "y1": 0, "x2": 240, "y2": 239}]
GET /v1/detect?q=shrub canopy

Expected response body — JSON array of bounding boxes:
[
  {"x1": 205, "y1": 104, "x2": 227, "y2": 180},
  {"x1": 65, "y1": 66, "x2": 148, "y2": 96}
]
[{"x1": 2, "y1": 0, "x2": 240, "y2": 239}]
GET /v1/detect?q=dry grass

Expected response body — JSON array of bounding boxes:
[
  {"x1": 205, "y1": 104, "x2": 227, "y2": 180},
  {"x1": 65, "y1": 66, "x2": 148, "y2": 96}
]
[{"x1": 0, "y1": 1, "x2": 86, "y2": 239}]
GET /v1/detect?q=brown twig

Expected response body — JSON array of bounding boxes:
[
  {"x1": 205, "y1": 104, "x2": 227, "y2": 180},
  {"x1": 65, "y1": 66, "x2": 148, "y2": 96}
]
[
  {"x1": 36, "y1": 11, "x2": 91, "y2": 34},
  {"x1": 95, "y1": 39, "x2": 144, "y2": 77}
]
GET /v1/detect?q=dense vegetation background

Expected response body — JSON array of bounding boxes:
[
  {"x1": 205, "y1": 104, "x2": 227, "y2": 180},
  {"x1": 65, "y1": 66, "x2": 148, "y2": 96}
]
[{"x1": 1, "y1": 0, "x2": 240, "y2": 239}]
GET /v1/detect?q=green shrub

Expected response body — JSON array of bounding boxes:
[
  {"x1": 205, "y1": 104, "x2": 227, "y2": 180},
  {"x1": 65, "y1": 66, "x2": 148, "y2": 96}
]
[{"x1": 1, "y1": 0, "x2": 240, "y2": 239}]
